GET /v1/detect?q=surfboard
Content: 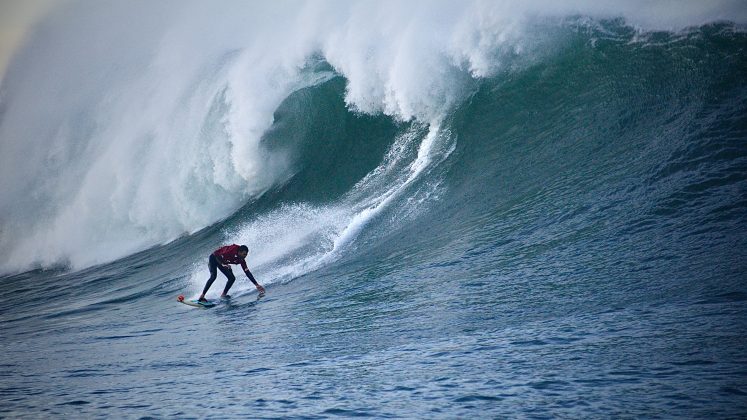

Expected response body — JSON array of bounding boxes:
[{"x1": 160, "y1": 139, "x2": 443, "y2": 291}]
[{"x1": 177, "y1": 295, "x2": 217, "y2": 308}]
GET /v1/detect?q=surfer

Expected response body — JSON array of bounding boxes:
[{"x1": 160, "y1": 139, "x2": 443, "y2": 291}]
[{"x1": 198, "y1": 244, "x2": 265, "y2": 302}]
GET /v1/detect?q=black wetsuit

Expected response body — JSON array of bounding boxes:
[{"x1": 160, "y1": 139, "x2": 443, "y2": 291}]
[
  {"x1": 202, "y1": 254, "x2": 236, "y2": 296},
  {"x1": 201, "y1": 245, "x2": 259, "y2": 297}
]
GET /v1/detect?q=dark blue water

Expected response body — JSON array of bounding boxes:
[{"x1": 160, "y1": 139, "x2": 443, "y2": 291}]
[{"x1": 2, "y1": 12, "x2": 747, "y2": 419}]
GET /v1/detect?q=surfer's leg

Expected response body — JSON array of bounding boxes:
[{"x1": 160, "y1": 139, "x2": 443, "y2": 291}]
[
  {"x1": 220, "y1": 266, "x2": 236, "y2": 297},
  {"x1": 201, "y1": 255, "x2": 219, "y2": 297}
]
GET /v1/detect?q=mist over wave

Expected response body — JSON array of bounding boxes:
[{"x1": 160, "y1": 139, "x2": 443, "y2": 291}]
[{"x1": 0, "y1": 0, "x2": 744, "y2": 274}]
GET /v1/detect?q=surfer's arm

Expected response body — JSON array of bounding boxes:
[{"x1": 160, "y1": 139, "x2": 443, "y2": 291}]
[
  {"x1": 244, "y1": 268, "x2": 258, "y2": 285},
  {"x1": 242, "y1": 262, "x2": 265, "y2": 293}
]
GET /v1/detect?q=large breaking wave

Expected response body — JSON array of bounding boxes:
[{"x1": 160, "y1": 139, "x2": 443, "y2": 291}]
[{"x1": 0, "y1": 0, "x2": 745, "y2": 274}]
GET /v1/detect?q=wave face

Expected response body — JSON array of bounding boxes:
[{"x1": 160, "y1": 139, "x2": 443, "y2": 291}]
[{"x1": 1, "y1": 2, "x2": 747, "y2": 418}]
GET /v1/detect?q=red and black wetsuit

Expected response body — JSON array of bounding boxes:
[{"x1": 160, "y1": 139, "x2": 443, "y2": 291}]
[{"x1": 201, "y1": 244, "x2": 258, "y2": 296}]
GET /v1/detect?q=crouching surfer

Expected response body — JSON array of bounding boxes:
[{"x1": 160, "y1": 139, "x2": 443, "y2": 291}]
[{"x1": 198, "y1": 244, "x2": 265, "y2": 302}]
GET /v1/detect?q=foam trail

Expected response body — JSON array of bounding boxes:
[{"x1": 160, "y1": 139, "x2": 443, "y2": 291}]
[
  {"x1": 328, "y1": 122, "x2": 451, "y2": 256},
  {"x1": 191, "y1": 122, "x2": 454, "y2": 297}
]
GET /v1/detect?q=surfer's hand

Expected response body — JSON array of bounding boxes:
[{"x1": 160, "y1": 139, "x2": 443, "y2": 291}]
[{"x1": 256, "y1": 284, "x2": 265, "y2": 294}]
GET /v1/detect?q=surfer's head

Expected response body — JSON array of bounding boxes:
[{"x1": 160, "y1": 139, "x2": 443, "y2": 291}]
[{"x1": 238, "y1": 245, "x2": 249, "y2": 258}]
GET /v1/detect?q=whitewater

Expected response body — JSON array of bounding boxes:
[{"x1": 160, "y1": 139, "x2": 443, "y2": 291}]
[{"x1": 1, "y1": 0, "x2": 746, "y2": 418}]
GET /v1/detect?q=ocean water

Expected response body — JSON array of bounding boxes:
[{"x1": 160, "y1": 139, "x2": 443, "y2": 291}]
[{"x1": 2, "y1": 2, "x2": 747, "y2": 418}]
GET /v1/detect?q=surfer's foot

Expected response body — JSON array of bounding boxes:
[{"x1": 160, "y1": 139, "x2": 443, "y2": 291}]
[
  {"x1": 198, "y1": 296, "x2": 208, "y2": 302},
  {"x1": 220, "y1": 294, "x2": 231, "y2": 299}
]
